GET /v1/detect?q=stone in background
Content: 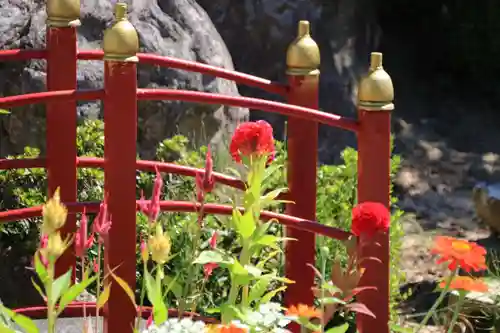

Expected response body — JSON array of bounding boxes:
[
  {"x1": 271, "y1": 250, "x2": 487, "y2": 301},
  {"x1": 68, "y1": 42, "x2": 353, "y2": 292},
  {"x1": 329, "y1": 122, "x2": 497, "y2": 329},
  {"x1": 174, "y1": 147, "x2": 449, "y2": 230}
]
[{"x1": 0, "y1": 0, "x2": 249, "y2": 158}]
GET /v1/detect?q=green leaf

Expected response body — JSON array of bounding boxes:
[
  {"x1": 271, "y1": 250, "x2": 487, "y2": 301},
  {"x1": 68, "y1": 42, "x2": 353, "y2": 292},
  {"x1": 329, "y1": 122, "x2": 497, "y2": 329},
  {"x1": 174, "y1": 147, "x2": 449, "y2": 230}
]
[
  {"x1": 57, "y1": 271, "x2": 98, "y2": 315},
  {"x1": 193, "y1": 251, "x2": 226, "y2": 265},
  {"x1": 163, "y1": 274, "x2": 182, "y2": 299},
  {"x1": 248, "y1": 278, "x2": 271, "y2": 305},
  {"x1": 33, "y1": 251, "x2": 48, "y2": 283},
  {"x1": 96, "y1": 283, "x2": 111, "y2": 311},
  {"x1": 144, "y1": 270, "x2": 167, "y2": 325},
  {"x1": 0, "y1": 326, "x2": 16, "y2": 333},
  {"x1": 232, "y1": 209, "x2": 255, "y2": 240},
  {"x1": 325, "y1": 323, "x2": 349, "y2": 333},
  {"x1": 320, "y1": 297, "x2": 347, "y2": 305},
  {"x1": 0, "y1": 306, "x2": 38, "y2": 333},
  {"x1": 30, "y1": 278, "x2": 45, "y2": 301},
  {"x1": 108, "y1": 266, "x2": 137, "y2": 308},
  {"x1": 260, "y1": 187, "x2": 288, "y2": 206},
  {"x1": 51, "y1": 268, "x2": 73, "y2": 306},
  {"x1": 260, "y1": 286, "x2": 287, "y2": 304},
  {"x1": 0, "y1": 109, "x2": 9, "y2": 115}
]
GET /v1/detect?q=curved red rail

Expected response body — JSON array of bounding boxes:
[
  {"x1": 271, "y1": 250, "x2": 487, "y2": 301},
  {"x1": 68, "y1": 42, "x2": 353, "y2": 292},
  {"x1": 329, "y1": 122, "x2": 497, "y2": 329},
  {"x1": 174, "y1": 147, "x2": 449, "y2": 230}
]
[
  {"x1": 0, "y1": 88, "x2": 358, "y2": 133},
  {"x1": 0, "y1": 157, "x2": 246, "y2": 191},
  {"x1": 0, "y1": 49, "x2": 47, "y2": 61},
  {"x1": 137, "y1": 89, "x2": 359, "y2": 132},
  {"x1": 77, "y1": 50, "x2": 288, "y2": 96},
  {"x1": 0, "y1": 201, "x2": 352, "y2": 241},
  {"x1": 0, "y1": 89, "x2": 104, "y2": 109},
  {"x1": 14, "y1": 302, "x2": 217, "y2": 323}
]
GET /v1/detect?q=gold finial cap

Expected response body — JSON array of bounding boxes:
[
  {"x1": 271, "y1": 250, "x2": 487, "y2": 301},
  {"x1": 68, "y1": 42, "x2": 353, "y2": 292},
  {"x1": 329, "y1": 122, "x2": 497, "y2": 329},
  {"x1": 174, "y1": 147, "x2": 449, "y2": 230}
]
[
  {"x1": 46, "y1": 0, "x2": 81, "y2": 27},
  {"x1": 103, "y1": 3, "x2": 139, "y2": 62},
  {"x1": 358, "y1": 52, "x2": 394, "y2": 111},
  {"x1": 286, "y1": 21, "x2": 320, "y2": 76}
]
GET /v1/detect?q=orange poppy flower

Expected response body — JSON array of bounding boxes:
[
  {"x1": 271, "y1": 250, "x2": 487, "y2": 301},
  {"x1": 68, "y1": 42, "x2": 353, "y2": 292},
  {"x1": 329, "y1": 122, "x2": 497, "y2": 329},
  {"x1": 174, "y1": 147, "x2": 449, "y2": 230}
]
[
  {"x1": 431, "y1": 236, "x2": 487, "y2": 272},
  {"x1": 208, "y1": 324, "x2": 248, "y2": 333},
  {"x1": 439, "y1": 276, "x2": 488, "y2": 293},
  {"x1": 286, "y1": 304, "x2": 321, "y2": 318}
]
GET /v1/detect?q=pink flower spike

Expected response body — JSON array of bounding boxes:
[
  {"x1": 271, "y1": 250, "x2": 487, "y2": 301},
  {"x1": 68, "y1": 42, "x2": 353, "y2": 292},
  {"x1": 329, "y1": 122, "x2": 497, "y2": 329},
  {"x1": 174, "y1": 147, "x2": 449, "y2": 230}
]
[
  {"x1": 195, "y1": 172, "x2": 205, "y2": 203},
  {"x1": 146, "y1": 314, "x2": 153, "y2": 328},
  {"x1": 209, "y1": 231, "x2": 217, "y2": 249},
  {"x1": 93, "y1": 195, "x2": 112, "y2": 242},
  {"x1": 203, "y1": 262, "x2": 218, "y2": 280},
  {"x1": 148, "y1": 168, "x2": 163, "y2": 222},
  {"x1": 138, "y1": 190, "x2": 148, "y2": 214},
  {"x1": 203, "y1": 147, "x2": 215, "y2": 193},
  {"x1": 92, "y1": 258, "x2": 99, "y2": 273},
  {"x1": 38, "y1": 234, "x2": 49, "y2": 268},
  {"x1": 75, "y1": 209, "x2": 94, "y2": 258}
]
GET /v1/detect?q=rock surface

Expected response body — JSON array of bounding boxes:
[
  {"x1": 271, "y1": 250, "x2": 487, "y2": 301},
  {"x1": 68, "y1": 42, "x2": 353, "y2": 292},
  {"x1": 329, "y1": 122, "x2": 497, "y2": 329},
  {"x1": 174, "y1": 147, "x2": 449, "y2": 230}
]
[
  {"x1": 197, "y1": 0, "x2": 380, "y2": 161},
  {"x1": 0, "y1": 0, "x2": 248, "y2": 158}
]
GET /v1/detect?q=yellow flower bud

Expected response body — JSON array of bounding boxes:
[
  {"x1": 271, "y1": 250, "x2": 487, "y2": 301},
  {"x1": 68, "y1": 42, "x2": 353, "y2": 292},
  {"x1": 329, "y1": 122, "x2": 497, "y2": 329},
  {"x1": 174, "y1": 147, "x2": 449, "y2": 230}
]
[
  {"x1": 43, "y1": 232, "x2": 65, "y2": 259},
  {"x1": 148, "y1": 224, "x2": 171, "y2": 264},
  {"x1": 42, "y1": 188, "x2": 68, "y2": 235}
]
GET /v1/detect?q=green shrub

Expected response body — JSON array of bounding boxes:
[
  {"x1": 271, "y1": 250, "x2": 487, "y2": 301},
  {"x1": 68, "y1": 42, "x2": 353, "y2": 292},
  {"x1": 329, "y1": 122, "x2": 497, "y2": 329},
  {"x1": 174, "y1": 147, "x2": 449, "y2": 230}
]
[{"x1": 0, "y1": 119, "x2": 405, "y2": 323}]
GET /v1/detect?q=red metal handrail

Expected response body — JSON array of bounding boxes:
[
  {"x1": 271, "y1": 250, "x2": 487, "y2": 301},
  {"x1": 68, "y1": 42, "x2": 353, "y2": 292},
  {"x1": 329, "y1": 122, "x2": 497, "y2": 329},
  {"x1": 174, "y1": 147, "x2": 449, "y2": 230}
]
[{"x1": 0, "y1": 201, "x2": 352, "y2": 241}]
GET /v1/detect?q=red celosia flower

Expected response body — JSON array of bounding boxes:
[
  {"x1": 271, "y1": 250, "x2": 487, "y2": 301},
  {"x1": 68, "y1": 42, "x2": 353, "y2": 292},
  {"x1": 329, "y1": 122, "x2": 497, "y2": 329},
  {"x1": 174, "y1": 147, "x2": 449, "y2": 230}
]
[
  {"x1": 229, "y1": 121, "x2": 275, "y2": 164},
  {"x1": 440, "y1": 276, "x2": 488, "y2": 292},
  {"x1": 148, "y1": 168, "x2": 163, "y2": 222},
  {"x1": 432, "y1": 236, "x2": 487, "y2": 272},
  {"x1": 75, "y1": 209, "x2": 94, "y2": 258},
  {"x1": 351, "y1": 202, "x2": 390, "y2": 238},
  {"x1": 138, "y1": 190, "x2": 148, "y2": 214},
  {"x1": 286, "y1": 304, "x2": 321, "y2": 318},
  {"x1": 93, "y1": 195, "x2": 112, "y2": 243}
]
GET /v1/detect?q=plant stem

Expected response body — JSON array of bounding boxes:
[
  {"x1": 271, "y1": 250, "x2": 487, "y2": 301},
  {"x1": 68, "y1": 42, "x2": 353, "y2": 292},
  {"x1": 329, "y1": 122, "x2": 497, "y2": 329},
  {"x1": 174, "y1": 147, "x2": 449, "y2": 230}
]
[
  {"x1": 228, "y1": 240, "x2": 251, "y2": 307},
  {"x1": 179, "y1": 218, "x2": 202, "y2": 317},
  {"x1": 416, "y1": 269, "x2": 457, "y2": 332},
  {"x1": 95, "y1": 244, "x2": 102, "y2": 333},
  {"x1": 82, "y1": 256, "x2": 87, "y2": 320},
  {"x1": 135, "y1": 261, "x2": 148, "y2": 331},
  {"x1": 46, "y1": 257, "x2": 55, "y2": 333},
  {"x1": 446, "y1": 292, "x2": 465, "y2": 333},
  {"x1": 320, "y1": 249, "x2": 328, "y2": 332}
]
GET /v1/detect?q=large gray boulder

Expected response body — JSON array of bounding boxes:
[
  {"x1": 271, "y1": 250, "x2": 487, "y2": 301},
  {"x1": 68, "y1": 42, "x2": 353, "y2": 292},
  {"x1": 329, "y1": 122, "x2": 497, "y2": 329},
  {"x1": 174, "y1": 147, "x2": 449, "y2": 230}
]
[
  {"x1": 0, "y1": 0, "x2": 248, "y2": 158},
  {"x1": 197, "y1": 0, "x2": 380, "y2": 161}
]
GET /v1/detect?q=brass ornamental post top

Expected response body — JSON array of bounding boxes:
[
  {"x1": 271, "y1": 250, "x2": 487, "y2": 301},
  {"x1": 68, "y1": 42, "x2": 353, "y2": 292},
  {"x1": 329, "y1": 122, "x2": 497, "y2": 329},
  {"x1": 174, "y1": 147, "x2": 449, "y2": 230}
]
[
  {"x1": 358, "y1": 52, "x2": 394, "y2": 111},
  {"x1": 103, "y1": 2, "x2": 139, "y2": 62},
  {"x1": 286, "y1": 21, "x2": 320, "y2": 76},
  {"x1": 46, "y1": 0, "x2": 81, "y2": 27}
]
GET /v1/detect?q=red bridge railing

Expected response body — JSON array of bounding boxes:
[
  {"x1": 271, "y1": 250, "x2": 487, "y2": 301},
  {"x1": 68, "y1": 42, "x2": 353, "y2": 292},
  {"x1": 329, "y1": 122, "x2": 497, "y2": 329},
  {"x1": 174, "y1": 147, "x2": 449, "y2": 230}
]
[{"x1": 0, "y1": 1, "x2": 394, "y2": 333}]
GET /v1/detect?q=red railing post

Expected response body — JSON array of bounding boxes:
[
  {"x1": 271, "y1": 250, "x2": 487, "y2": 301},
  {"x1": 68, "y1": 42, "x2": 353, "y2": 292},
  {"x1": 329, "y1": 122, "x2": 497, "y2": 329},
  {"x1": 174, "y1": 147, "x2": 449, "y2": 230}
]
[
  {"x1": 356, "y1": 52, "x2": 394, "y2": 333},
  {"x1": 284, "y1": 20, "x2": 320, "y2": 325},
  {"x1": 46, "y1": 0, "x2": 80, "y2": 279},
  {"x1": 102, "y1": 3, "x2": 139, "y2": 333}
]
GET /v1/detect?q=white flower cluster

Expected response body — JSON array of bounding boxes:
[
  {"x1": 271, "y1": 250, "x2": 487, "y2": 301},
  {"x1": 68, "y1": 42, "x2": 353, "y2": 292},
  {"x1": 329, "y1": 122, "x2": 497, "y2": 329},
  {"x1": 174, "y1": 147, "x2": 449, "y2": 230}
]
[
  {"x1": 234, "y1": 303, "x2": 292, "y2": 333},
  {"x1": 141, "y1": 303, "x2": 293, "y2": 333},
  {"x1": 142, "y1": 317, "x2": 206, "y2": 333}
]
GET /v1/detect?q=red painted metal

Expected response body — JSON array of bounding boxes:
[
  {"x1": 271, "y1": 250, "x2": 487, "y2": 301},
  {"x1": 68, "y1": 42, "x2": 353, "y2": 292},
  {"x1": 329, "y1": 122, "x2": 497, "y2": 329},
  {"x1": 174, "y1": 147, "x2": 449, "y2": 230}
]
[
  {"x1": 103, "y1": 60, "x2": 138, "y2": 333},
  {"x1": 356, "y1": 110, "x2": 391, "y2": 333},
  {"x1": 76, "y1": 50, "x2": 288, "y2": 96},
  {"x1": 0, "y1": 49, "x2": 47, "y2": 61},
  {"x1": 14, "y1": 303, "x2": 217, "y2": 323},
  {"x1": 0, "y1": 200, "x2": 352, "y2": 241},
  {"x1": 0, "y1": 89, "x2": 104, "y2": 108},
  {"x1": 137, "y1": 89, "x2": 359, "y2": 132},
  {"x1": 284, "y1": 75, "x2": 319, "y2": 325},
  {"x1": 46, "y1": 26, "x2": 78, "y2": 280}
]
